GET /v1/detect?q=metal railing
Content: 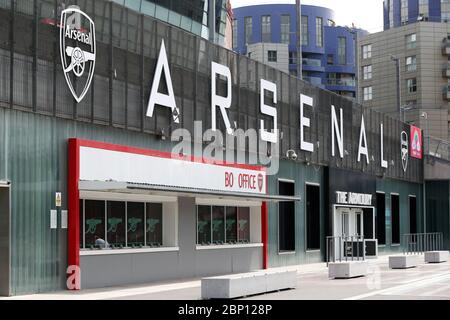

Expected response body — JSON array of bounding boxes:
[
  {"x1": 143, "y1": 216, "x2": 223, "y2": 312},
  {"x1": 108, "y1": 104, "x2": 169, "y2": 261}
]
[
  {"x1": 326, "y1": 78, "x2": 356, "y2": 87},
  {"x1": 402, "y1": 232, "x2": 444, "y2": 255},
  {"x1": 303, "y1": 76, "x2": 322, "y2": 86},
  {"x1": 424, "y1": 136, "x2": 450, "y2": 161},
  {"x1": 302, "y1": 58, "x2": 322, "y2": 67},
  {"x1": 326, "y1": 235, "x2": 365, "y2": 266}
]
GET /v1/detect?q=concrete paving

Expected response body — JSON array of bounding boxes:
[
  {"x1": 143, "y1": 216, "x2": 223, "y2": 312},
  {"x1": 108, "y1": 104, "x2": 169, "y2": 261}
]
[{"x1": 2, "y1": 255, "x2": 450, "y2": 300}]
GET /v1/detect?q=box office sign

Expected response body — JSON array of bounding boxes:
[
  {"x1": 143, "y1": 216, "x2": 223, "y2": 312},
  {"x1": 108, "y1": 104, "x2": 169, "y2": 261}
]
[
  {"x1": 410, "y1": 126, "x2": 423, "y2": 159},
  {"x1": 79, "y1": 146, "x2": 267, "y2": 195}
]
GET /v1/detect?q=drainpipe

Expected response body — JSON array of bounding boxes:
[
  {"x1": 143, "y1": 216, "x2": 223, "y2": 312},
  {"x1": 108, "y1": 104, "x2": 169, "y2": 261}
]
[
  {"x1": 209, "y1": 0, "x2": 216, "y2": 44},
  {"x1": 296, "y1": 0, "x2": 302, "y2": 79}
]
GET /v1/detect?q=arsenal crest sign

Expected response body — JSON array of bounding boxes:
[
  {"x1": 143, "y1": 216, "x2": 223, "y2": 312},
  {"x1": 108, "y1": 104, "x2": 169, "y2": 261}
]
[
  {"x1": 60, "y1": 7, "x2": 96, "y2": 103},
  {"x1": 401, "y1": 131, "x2": 409, "y2": 172}
]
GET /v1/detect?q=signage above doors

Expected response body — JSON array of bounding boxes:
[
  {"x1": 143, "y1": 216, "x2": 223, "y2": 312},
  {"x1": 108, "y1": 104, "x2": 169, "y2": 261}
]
[{"x1": 336, "y1": 191, "x2": 373, "y2": 206}]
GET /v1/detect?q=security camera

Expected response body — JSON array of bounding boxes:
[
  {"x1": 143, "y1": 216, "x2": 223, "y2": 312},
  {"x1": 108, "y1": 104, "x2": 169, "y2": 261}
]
[{"x1": 286, "y1": 149, "x2": 298, "y2": 161}]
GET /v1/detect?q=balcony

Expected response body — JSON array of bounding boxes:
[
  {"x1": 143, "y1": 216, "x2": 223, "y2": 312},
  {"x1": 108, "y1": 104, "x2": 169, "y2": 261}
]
[
  {"x1": 302, "y1": 58, "x2": 325, "y2": 72},
  {"x1": 302, "y1": 58, "x2": 322, "y2": 67},
  {"x1": 443, "y1": 62, "x2": 450, "y2": 78},
  {"x1": 443, "y1": 86, "x2": 450, "y2": 100},
  {"x1": 327, "y1": 78, "x2": 356, "y2": 87},
  {"x1": 442, "y1": 38, "x2": 450, "y2": 55},
  {"x1": 303, "y1": 76, "x2": 323, "y2": 88}
]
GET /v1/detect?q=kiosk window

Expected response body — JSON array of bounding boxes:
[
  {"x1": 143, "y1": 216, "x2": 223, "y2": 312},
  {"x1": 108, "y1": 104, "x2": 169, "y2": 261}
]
[
  {"x1": 146, "y1": 203, "x2": 163, "y2": 247},
  {"x1": 107, "y1": 201, "x2": 126, "y2": 248},
  {"x1": 306, "y1": 184, "x2": 320, "y2": 250},
  {"x1": 212, "y1": 206, "x2": 225, "y2": 244},
  {"x1": 84, "y1": 200, "x2": 105, "y2": 249},
  {"x1": 226, "y1": 207, "x2": 237, "y2": 243},
  {"x1": 391, "y1": 194, "x2": 400, "y2": 245},
  {"x1": 376, "y1": 193, "x2": 386, "y2": 245},
  {"x1": 127, "y1": 202, "x2": 145, "y2": 248},
  {"x1": 238, "y1": 207, "x2": 250, "y2": 243},
  {"x1": 79, "y1": 200, "x2": 84, "y2": 249},
  {"x1": 80, "y1": 200, "x2": 164, "y2": 250},
  {"x1": 197, "y1": 206, "x2": 212, "y2": 245},
  {"x1": 197, "y1": 206, "x2": 251, "y2": 245},
  {"x1": 279, "y1": 181, "x2": 295, "y2": 252}
]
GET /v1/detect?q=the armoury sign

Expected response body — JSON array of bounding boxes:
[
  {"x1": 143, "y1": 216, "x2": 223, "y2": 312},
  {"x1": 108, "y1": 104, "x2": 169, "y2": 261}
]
[
  {"x1": 59, "y1": 10, "x2": 421, "y2": 172},
  {"x1": 60, "y1": 7, "x2": 96, "y2": 103}
]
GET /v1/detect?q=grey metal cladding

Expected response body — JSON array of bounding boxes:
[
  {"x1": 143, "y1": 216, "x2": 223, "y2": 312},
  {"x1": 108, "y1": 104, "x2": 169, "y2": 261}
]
[{"x1": 0, "y1": 0, "x2": 422, "y2": 184}]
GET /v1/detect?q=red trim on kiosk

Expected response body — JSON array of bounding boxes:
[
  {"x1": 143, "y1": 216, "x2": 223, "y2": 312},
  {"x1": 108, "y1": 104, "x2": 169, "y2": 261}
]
[
  {"x1": 67, "y1": 138, "x2": 80, "y2": 289},
  {"x1": 67, "y1": 138, "x2": 268, "y2": 288}
]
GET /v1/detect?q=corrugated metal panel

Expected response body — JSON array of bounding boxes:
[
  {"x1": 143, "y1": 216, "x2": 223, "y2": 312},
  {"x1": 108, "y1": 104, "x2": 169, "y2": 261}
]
[{"x1": 0, "y1": 107, "x2": 175, "y2": 294}]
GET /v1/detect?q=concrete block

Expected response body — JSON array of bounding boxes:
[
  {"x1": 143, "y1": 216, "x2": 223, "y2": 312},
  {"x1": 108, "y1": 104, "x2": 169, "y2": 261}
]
[
  {"x1": 328, "y1": 261, "x2": 368, "y2": 279},
  {"x1": 201, "y1": 269, "x2": 297, "y2": 299},
  {"x1": 389, "y1": 255, "x2": 420, "y2": 269},
  {"x1": 425, "y1": 251, "x2": 449, "y2": 263},
  {"x1": 265, "y1": 269, "x2": 297, "y2": 292}
]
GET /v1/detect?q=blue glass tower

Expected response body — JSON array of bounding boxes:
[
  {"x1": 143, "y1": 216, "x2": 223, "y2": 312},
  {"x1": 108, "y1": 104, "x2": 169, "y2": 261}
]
[
  {"x1": 233, "y1": 4, "x2": 363, "y2": 98},
  {"x1": 383, "y1": 0, "x2": 447, "y2": 30}
]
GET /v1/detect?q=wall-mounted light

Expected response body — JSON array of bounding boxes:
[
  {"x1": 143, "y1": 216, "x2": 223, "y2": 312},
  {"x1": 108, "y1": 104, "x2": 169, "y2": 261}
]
[{"x1": 286, "y1": 149, "x2": 298, "y2": 161}]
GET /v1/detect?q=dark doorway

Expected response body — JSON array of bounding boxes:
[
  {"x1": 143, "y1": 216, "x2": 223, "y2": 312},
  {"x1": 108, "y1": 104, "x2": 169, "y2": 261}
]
[
  {"x1": 376, "y1": 192, "x2": 386, "y2": 245},
  {"x1": 363, "y1": 208, "x2": 374, "y2": 239},
  {"x1": 306, "y1": 184, "x2": 320, "y2": 250},
  {"x1": 279, "y1": 181, "x2": 295, "y2": 252},
  {"x1": 391, "y1": 194, "x2": 400, "y2": 245},
  {"x1": 0, "y1": 185, "x2": 11, "y2": 296},
  {"x1": 409, "y1": 196, "x2": 417, "y2": 234}
]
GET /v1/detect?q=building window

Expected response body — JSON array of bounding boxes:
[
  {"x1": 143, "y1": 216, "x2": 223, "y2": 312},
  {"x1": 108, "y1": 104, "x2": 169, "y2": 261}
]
[
  {"x1": 281, "y1": 15, "x2": 290, "y2": 44},
  {"x1": 261, "y1": 15, "x2": 271, "y2": 42},
  {"x1": 406, "y1": 33, "x2": 417, "y2": 49},
  {"x1": 289, "y1": 51, "x2": 297, "y2": 65},
  {"x1": 338, "y1": 37, "x2": 346, "y2": 65},
  {"x1": 401, "y1": 0, "x2": 409, "y2": 24},
  {"x1": 406, "y1": 56, "x2": 417, "y2": 71},
  {"x1": 316, "y1": 17, "x2": 323, "y2": 47},
  {"x1": 363, "y1": 65, "x2": 372, "y2": 80},
  {"x1": 407, "y1": 78, "x2": 417, "y2": 93},
  {"x1": 197, "y1": 206, "x2": 251, "y2": 245},
  {"x1": 391, "y1": 194, "x2": 400, "y2": 245},
  {"x1": 376, "y1": 193, "x2": 386, "y2": 245},
  {"x1": 363, "y1": 86, "x2": 373, "y2": 101},
  {"x1": 244, "y1": 16, "x2": 252, "y2": 44},
  {"x1": 327, "y1": 54, "x2": 334, "y2": 65},
  {"x1": 419, "y1": 0, "x2": 429, "y2": 20},
  {"x1": 279, "y1": 180, "x2": 295, "y2": 252},
  {"x1": 389, "y1": 0, "x2": 394, "y2": 28},
  {"x1": 232, "y1": 19, "x2": 237, "y2": 49},
  {"x1": 306, "y1": 184, "x2": 320, "y2": 251},
  {"x1": 362, "y1": 44, "x2": 372, "y2": 59},
  {"x1": 268, "y1": 50, "x2": 277, "y2": 62},
  {"x1": 301, "y1": 15, "x2": 308, "y2": 46}
]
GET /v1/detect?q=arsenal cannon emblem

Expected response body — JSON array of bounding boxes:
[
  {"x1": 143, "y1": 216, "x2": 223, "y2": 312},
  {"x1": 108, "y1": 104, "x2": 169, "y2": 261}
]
[{"x1": 60, "y1": 7, "x2": 96, "y2": 103}]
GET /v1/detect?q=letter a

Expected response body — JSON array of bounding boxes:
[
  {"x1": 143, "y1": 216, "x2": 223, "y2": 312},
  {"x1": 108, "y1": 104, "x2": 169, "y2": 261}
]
[{"x1": 146, "y1": 39, "x2": 180, "y2": 123}]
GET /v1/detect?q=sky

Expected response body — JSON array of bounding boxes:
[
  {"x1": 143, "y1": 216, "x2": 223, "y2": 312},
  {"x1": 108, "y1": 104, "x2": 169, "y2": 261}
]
[{"x1": 229, "y1": 0, "x2": 385, "y2": 33}]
